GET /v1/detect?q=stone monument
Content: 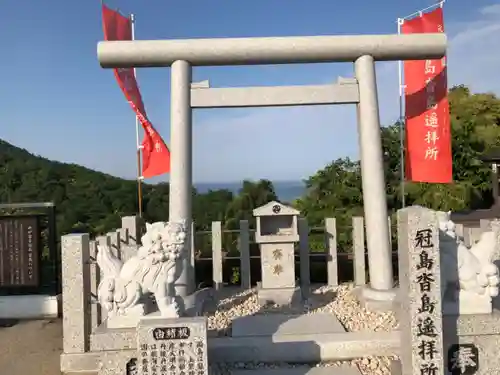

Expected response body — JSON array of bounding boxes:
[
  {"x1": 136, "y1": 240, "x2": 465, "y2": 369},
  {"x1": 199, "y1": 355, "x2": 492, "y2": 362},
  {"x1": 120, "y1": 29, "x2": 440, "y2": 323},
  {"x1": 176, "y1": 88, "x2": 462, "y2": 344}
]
[
  {"x1": 398, "y1": 206, "x2": 445, "y2": 375},
  {"x1": 397, "y1": 206, "x2": 500, "y2": 375},
  {"x1": 253, "y1": 201, "x2": 301, "y2": 305},
  {"x1": 436, "y1": 211, "x2": 500, "y2": 315}
]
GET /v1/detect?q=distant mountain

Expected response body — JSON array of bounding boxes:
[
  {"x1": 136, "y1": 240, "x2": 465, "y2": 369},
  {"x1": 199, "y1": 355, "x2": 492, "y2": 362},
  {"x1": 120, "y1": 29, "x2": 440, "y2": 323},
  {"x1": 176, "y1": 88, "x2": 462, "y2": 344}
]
[
  {"x1": 0, "y1": 139, "x2": 306, "y2": 237},
  {"x1": 0, "y1": 138, "x2": 167, "y2": 235},
  {"x1": 195, "y1": 180, "x2": 305, "y2": 202}
]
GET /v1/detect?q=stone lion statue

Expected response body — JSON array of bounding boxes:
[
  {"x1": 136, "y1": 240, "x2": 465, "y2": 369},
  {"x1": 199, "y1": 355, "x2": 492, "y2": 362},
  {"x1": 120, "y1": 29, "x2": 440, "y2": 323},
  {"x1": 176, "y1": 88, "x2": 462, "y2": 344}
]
[
  {"x1": 436, "y1": 211, "x2": 499, "y2": 301},
  {"x1": 96, "y1": 220, "x2": 187, "y2": 320}
]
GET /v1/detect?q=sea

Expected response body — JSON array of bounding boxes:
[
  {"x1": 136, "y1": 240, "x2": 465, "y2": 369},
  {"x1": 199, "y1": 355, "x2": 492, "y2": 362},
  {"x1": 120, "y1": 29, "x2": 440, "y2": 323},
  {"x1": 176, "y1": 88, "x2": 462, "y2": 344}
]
[{"x1": 194, "y1": 180, "x2": 306, "y2": 202}]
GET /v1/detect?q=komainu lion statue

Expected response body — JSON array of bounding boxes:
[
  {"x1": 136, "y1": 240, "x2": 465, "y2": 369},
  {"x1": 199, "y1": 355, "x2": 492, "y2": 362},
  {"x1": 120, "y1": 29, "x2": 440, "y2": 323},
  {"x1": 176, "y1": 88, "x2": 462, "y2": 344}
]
[
  {"x1": 437, "y1": 211, "x2": 500, "y2": 306},
  {"x1": 96, "y1": 220, "x2": 187, "y2": 320}
]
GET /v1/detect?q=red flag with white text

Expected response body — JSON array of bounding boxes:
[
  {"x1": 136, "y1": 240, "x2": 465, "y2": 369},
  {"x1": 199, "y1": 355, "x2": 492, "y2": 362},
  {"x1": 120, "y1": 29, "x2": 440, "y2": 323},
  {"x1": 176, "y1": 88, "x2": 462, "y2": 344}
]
[
  {"x1": 101, "y1": 4, "x2": 170, "y2": 178},
  {"x1": 402, "y1": 7, "x2": 452, "y2": 183}
]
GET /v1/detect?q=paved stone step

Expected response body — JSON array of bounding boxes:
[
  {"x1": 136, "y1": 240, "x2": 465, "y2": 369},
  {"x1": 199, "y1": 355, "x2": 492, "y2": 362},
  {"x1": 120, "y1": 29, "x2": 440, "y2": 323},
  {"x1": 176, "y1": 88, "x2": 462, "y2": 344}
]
[
  {"x1": 230, "y1": 366, "x2": 362, "y2": 375},
  {"x1": 231, "y1": 314, "x2": 346, "y2": 337},
  {"x1": 209, "y1": 331, "x2": 398, "y2": 363}
]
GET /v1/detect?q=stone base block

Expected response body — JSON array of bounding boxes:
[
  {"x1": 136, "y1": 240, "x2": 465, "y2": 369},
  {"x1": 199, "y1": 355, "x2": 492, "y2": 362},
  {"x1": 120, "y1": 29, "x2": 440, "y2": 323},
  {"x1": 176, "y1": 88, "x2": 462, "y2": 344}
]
[
  {"x1": 232, "y1": 313, "x2": 346, "y2": 337},
  {"x1": 443, "y1": 292, "x2": 493, "y2": 315},
  {"x1": 231, "y1": 366, "x2": 362, "y2": 375},
  {"x1": 106, "y1": 304, "x2": 146, "y2": 329},
  {"x1": 353, "y1": 286, "x2": 398, "y2": 312},
  {"x1": 0, "y1": 294, "x2": 60, "y2": 319},
  {"x1": 209, "y1": 331, "x2": 399, "y2": 363},
  {"x1": 257, "y1": 284, "x2": 302, "y2": 306},
  {"x1": 63, "y1": 330, "x2": 400, "y2": 373},
  {"x1": 98, "y1": 351, "x2": 137, "y2": 375},
  {"x1": 61, "y1": 351, "x2": 103, "y2": 374},
  {"x1": 388, "y1": 359, "x2": 402, "y2": 375}
]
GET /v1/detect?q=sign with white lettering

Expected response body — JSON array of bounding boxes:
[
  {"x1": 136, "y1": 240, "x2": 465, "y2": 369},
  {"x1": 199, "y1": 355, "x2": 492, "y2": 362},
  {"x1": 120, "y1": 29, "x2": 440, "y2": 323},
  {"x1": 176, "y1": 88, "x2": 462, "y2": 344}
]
[
  {"x1": 0, "y1": 216, "x2": 40, "y2": 287},
  {"x1": 137, "y1": 317, "x2": 208, "y2": 375},
  {"x1": 447, "y1": 344, "x2": 479, "y2": 375}
]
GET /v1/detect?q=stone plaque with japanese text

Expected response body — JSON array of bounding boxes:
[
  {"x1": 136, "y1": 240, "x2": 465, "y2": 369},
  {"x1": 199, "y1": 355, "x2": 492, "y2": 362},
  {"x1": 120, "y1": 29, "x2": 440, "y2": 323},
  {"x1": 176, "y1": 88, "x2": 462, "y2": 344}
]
[
  {"x1": 260, "y1": 243, "x2": 295, "y2": 289},
  {"x1": 397, "y1": 206, "x2": 444, "y2": 375},
  {"x1": 136, "y1": 317, "x2": 208, "y2": 375},
  {"x1": 0, "y1": 215, "x2": 40, "y2": 287},
  {"x1": 447, "y1": 344, "x2": 478, "y2": 375}
]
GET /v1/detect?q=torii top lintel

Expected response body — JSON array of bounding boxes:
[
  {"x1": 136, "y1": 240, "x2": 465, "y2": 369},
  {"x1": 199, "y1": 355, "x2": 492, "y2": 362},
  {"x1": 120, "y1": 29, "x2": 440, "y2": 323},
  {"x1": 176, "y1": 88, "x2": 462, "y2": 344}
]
[{"x1": 97, "y1": 33, "x2": 447, "y2": 68}]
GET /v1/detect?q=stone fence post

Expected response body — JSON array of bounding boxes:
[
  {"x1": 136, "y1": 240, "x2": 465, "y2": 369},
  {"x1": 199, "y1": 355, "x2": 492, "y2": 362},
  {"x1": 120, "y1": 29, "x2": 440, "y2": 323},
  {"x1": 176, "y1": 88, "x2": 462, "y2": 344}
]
[
  {"x1": 239, "y1": 220, "x2": 251, "y2": 289},
  {"x1": 211, "y1": 221, "x2": 223, "y2": 290},
  {"x1": 61, "y1": 233, "x2": 91, "y2": 354},
  {"x1": 325, "y1": 218, "x2": 338, "y2": 287}
]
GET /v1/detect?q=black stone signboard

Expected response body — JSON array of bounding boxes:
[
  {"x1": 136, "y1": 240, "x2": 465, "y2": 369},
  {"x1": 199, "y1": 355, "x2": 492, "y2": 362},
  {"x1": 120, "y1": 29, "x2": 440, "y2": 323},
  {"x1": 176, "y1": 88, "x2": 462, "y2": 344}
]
[
  {"x1": 0, "y1": 215, "x2": 40, "y2": 288},
  {"x1": 126, "y1": 358, "x2": 138, "y2": 375},
  {"x1": 153, "y1": 327, "x2": 191, "y2": 341},
  {"x1": 447, "y1": 344, "x2": 479, "y2": 375}
]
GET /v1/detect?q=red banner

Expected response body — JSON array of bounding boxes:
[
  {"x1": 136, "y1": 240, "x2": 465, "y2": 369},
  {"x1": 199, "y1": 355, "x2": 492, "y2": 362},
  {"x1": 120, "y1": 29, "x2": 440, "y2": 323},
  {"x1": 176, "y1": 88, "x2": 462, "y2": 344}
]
[
  {"x1": 402, "y1": 7, "x2": 452, "y2": 183},
  {"x1": 102, "y1": 4, "x2": 170, "y2": 178}
]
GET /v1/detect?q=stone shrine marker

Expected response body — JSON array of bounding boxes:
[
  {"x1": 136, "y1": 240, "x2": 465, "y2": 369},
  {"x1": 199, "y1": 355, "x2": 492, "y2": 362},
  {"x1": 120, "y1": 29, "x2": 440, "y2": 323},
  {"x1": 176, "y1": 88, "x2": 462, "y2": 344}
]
[
  {"x1": 137, "y1": 317, "x2": 208, "y2": 375},
  {"x1": 398, "y1": 206, "x2": 444, "y2": 375},
  {"x1": 253, "y1": 201, "x2": 301, "y2": 305},
  {"x1": 0, "y1": 215, "x2": 40, "y2": 288}
]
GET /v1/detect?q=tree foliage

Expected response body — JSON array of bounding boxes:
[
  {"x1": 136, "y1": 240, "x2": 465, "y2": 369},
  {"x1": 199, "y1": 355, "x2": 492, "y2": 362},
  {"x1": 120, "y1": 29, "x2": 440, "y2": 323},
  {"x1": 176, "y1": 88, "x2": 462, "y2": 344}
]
[
  {"x1": 297, "y1": 86, "x2": 500, "y2": 234},
  {"x1": 0, "y1": 141, "x2": 276, "y2": 241}
]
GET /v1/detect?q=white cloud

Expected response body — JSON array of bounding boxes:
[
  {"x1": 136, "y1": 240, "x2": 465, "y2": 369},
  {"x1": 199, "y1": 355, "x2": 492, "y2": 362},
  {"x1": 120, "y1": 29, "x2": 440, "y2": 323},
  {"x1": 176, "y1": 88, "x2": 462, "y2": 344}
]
[{"x1": 192, "y1": 4, "x2": 500, "y2": 182}]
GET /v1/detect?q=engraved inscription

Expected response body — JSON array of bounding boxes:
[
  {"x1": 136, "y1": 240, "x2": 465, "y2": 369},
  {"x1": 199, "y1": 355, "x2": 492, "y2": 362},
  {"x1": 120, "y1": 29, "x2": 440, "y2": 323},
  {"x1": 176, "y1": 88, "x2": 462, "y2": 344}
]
[
  {"x1": 140, "y1": 336, "x2": 206, "y2": 375},
  {"x1": 413, "y1": 227, "x2": 442, "y2": 375},
  {"x1": 0, "y1": 216, "x2": 40, "y2": 287},
  {"x1": 447, "y1": 344, "x2": 478, "y2": 375},
  {"x1": 153, "y1": 327, "x2": 190, "y2": 341},
  {"x1": 272, "y1": 249, "x2": 283, "y2": 260},
  {"x1": 126, "y1": 358, "x2": 138, "y2": 375},
  {"x1": 272, "y1": 264, "x2": 283, "y2": 275}
]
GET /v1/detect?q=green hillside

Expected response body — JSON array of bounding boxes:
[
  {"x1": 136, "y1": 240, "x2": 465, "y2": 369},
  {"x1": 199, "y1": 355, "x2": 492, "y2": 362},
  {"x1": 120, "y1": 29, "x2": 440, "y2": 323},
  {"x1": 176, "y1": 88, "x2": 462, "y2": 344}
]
[
  {"x1": 0, "y1": 139, "x2": 164, "y2": 235},
  {"x1": 0, "y1": 140, "x2": 280, "y2": 238}
]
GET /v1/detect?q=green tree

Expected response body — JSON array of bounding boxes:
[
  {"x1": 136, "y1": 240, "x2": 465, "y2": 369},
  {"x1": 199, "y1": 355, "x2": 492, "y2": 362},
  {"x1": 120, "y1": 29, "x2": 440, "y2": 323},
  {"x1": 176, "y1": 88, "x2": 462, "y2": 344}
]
[
  {"x1": 295, "y1": 85, "x2": 500, "y2": 252},
  {"x1": 224, "y1": 179, "x2": 278, "y2": 230}
]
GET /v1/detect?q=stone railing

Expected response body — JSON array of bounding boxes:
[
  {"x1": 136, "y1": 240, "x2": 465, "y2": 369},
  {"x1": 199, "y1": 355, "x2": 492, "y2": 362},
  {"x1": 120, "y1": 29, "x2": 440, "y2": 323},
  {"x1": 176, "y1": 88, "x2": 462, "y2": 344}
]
[
  {"x1": 60, "y1": 216, "x2": 142, "y2": 353},
  {"x1": 60, "y1": 215, "x2": 391, "y2": 348},
  {"x1": 59, "y1": 214, "x2": 498, "y2": 355},
  {"x1": 207, "y1": 217, "x2": 390, "y2": 290}
]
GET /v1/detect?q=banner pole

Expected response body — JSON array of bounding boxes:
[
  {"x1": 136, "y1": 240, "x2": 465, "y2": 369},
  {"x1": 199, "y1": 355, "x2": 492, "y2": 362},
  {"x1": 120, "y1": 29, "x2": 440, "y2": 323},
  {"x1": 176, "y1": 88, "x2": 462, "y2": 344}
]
[
  {"x1": 131, "y1": 13, "x2": 143, "y2": 218},
  {"x1": 396, "y1": 0, "x2": 445, "y2": 208},
  {"x1": 397, "y1": 18, "x2": 406, "y2": 209},
  {"x1": 399, "y1": 0, "x2": 445, "y2": 22}
]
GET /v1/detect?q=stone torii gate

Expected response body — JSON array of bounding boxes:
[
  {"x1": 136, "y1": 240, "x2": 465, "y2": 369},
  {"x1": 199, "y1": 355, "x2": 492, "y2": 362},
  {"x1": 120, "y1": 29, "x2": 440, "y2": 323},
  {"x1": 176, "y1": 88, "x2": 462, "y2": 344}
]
[{"x1": 98, "y1": 32, "x2": 447, "y2": 310}]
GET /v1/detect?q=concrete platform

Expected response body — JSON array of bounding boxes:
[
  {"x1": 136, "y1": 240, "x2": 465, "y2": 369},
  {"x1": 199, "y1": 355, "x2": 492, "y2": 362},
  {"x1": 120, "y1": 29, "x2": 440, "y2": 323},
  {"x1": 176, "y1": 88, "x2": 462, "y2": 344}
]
[
  {"x1": 231, "y1": 313, "x2": 346, "y2": 337},
  {"x1": 0, "y1": 294, "x2": 60, "y2": 319},
  {"x1": 62, "y1": 331, "x2": 400, "y2": 373},
  {"x1": 231, "y1": 366, "x2": 361, "y2": 375}
]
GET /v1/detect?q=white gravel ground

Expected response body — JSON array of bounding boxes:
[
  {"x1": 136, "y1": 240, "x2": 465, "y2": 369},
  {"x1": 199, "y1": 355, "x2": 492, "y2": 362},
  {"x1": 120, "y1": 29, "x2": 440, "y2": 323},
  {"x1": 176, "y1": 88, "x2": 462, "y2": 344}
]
[{"x1": 203, "y1": 283, "x2": 399, "y2": 375}]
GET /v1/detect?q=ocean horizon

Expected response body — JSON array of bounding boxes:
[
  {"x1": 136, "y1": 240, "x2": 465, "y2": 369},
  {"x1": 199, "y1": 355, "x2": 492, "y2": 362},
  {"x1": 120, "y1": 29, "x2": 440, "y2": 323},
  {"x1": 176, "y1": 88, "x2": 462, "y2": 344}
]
[{"x1": 194, "y1": 180, "x2": 306, "y2": 202}]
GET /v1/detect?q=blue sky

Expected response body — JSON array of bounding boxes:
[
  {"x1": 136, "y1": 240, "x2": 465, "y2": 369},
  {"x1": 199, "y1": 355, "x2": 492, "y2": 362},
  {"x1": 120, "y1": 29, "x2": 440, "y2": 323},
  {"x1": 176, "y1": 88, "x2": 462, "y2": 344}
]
[{"x1": 1, "y1": 0, "x2": 499, "y2": 183}]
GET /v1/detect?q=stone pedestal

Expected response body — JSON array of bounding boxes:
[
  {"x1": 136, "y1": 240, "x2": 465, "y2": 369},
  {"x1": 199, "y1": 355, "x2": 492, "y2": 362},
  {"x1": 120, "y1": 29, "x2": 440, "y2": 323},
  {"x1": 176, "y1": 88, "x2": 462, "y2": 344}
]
[
  {"x1": 443, "y1": 292, "x2": 493, "y2": 315},
  {"x1": 97, "y1": 351, "x2": 137, "y2": 375},
  {"x1": 106, "y1": 304, "x2": 147, "y2": 329},
  {"x1": 258, "y1": 243, "x2": 300, "y2": 305},
  {"x1": 354, "y1": 285, "x2": 398, "y2": 312}
]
